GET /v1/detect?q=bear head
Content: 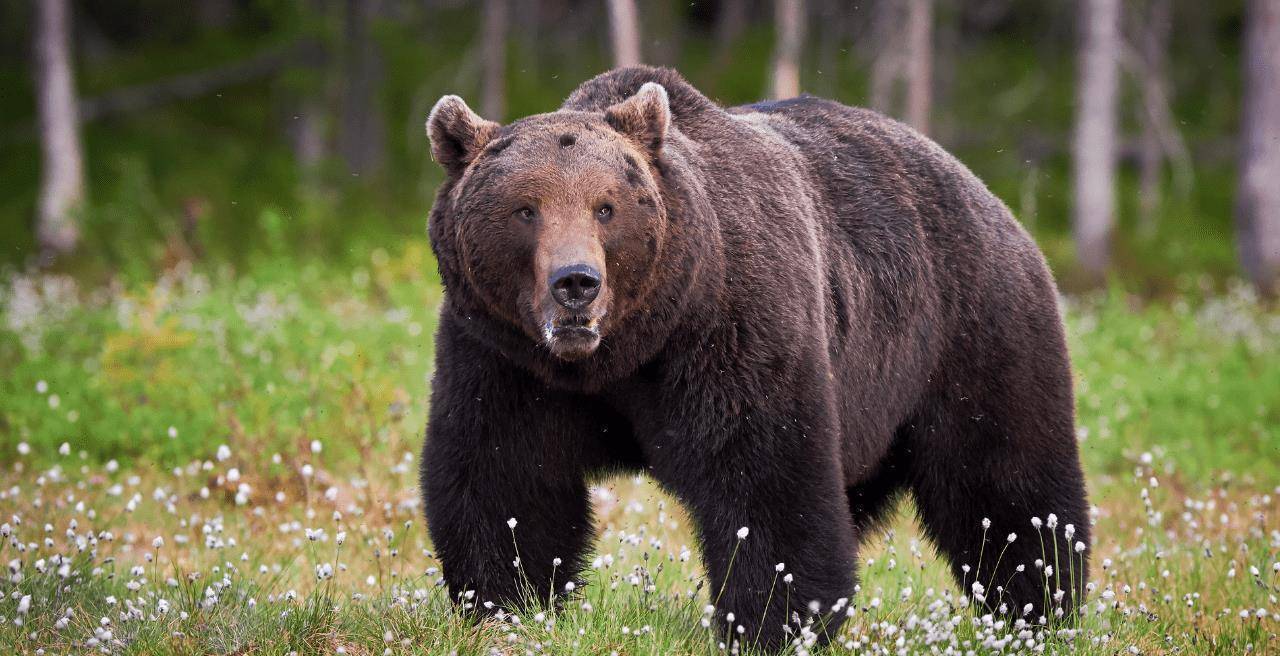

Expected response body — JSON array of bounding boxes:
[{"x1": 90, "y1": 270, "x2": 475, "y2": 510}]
[{"x1": 426, "y1": 83, "x2": 672, "y2": 362}]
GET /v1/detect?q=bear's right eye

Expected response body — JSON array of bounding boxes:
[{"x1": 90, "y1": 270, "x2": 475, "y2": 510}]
[{"x1": 516, "y1": 207, "x2": 536, "y2": 223}]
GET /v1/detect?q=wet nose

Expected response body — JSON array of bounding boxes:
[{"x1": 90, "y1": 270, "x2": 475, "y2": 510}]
[{"x1": 549, "y1": 264, "x2": 602, "y2": 310}]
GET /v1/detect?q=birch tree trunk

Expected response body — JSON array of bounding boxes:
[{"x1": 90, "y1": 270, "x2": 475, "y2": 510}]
[
  {"x1": 903, "y1": 0, "x2": 933, "y2": 134},
  {"x1": 771, "y1": 0, "x2": 806, "y2": 99},
  {"x1": 1137, "y1": 0, "x2": 1171, "y2": 234},
  {"x1": 606, "y1": 0, "x2": 641, "y2": 68},
  {"x1": 482, "y1": 0, "x2": 508, "y2": 120},
  {"x1": 338, "y1": 0, "x2": 385, "y2": 178},
  {"x1": 1238, "y1": 0, "x2": 1280, "y2": 297},
  {"x1": 869, "y1": 0, "x2": 901, "y2": 114},
  {"x1": 34, "y1": 0, "x2": 85, "y2": 260},
  {"x1": 1072, "y1": 0, "x2": 1121, "y2": 280}
]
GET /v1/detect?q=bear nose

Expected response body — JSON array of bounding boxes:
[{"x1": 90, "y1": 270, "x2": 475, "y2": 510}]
[{"x1": 549, "y1": 264, "x2": 602, "y2": 310}]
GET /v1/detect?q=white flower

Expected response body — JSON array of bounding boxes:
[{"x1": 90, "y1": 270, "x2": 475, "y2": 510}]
[
  {"x1": 36, "y1": 380, "x2": 48, "y2": 394},
  {"x1": 227, "y1": 468, "x2": 241, "y2": 483},
  {"x1": 216, "y1": 445, "x2": 232, "y2": 462},
  {"x1": 16, "y1": 442, "x2": 30, "y2": 456},
  {"x1": 152, "y1": 536, "x2": 164, "y2": 549},
  {"x1": 16, "y1": 595, "x2": 31, "y2": 615},
  {"x1": 59, "y1": 442, "x2": 71, "y2": 456},
  {"x1": 1007, "y1": 533, "x2": 1017, "y2": 543},
  {"x1": 168, "y1": 426, "x2": 178, "y2": 439},
  {"x1": 1075, "y1": 541, "x2": 1086, "y2": 553},
  {"x1": 1046, "y1": 514, "x2": 1058, "y2": 529},
  {"x1": 507, "y1": 518, "x2": 518, "y2": 529},
  {"x1": 775, "y1": 563, "x2": 786, "y2": 572},
  {"x1": 982, "y1": 517, "x2": 991, "y2": 529},
  {"x1": 736, "y1": 527, "x2": 749, "y2": 540},
  {"x1": 311, "y1": 440, "x2": 323, "y2": 454},
  {"x1": 336, "y1": 531, "x2": 347, "y2": 546}
]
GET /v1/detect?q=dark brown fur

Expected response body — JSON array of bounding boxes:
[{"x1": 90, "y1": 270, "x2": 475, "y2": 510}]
[{"x1": 420, "y1": 67, "x2": 1089, "y2": 651}]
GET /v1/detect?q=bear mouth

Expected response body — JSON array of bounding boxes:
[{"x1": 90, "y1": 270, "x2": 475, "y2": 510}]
[{"x1": 543, "y1": 315, "x2": 602, "y2": 361}]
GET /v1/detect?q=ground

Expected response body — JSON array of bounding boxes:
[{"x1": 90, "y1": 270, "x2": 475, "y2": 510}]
[{"x1": 0, "y1": 245, "x2": 1278, "y2": 655}]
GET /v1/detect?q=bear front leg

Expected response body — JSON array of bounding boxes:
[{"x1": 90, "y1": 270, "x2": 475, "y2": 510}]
[
  {"x1": 647, "y1": 396, "x2": 857, "y2": 651},
  {"x1": 420, "y1": 329, "x2": 602, "y2": 613}
]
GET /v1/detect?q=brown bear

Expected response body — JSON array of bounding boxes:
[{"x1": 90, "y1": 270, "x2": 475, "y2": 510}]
[{"x1": 420, "y1": 66, "x2": 1089, "y2": 651}]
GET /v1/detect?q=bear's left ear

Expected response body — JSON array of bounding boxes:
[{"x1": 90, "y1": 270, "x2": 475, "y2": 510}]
[
  {"x1": 604, "y1": 82, "x2": 670, "y2": 158},
  {"x1": 427, "y1": 95, "x2": 501, "y2": 177}
]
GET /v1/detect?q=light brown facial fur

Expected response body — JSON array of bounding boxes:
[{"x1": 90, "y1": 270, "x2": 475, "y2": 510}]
[{"x1": 427, "y1": 84, "x2": 671, "y2": 361}]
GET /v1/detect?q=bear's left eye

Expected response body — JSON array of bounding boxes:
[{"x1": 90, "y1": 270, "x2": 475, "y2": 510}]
[{"x1": 596, "y1": 204, "x2": 614, "y2": 222}]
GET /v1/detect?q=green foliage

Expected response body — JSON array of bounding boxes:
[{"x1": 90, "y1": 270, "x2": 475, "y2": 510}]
[{"x1": 0, "y1": 2, "x2": 1249, "y2": 289}]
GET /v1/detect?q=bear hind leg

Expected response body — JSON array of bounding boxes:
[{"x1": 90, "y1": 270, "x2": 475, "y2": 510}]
[{"x1": 905, "y1": 373, "x2": 1090, "y2": 622}]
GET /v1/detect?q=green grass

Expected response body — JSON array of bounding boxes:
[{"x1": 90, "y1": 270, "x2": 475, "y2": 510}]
[{"x1": 1, "y1": 249, "x2": 1278, "y2": 654}]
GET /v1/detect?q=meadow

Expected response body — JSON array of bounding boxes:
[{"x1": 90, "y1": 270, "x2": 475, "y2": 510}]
[{"x1": 1, "y1": 245, "x2": 1278, "y2": 655}]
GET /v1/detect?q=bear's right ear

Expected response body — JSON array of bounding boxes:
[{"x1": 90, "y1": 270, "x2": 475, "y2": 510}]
[{"x1": 427, "y1": 95, "x2": 501, "y2": 177}]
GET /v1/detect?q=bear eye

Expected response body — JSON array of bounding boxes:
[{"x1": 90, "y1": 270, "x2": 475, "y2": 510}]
[
  {"x1": 596, "y1": 204, "x2": 614, "y2": 222},
  {"x1": 516, "y1": 207, "x2": 536, "y2": 222}
]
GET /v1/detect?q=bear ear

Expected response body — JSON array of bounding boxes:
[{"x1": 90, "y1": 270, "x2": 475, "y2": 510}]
[
  {"x1": 603, "y1": 82, "x2": 670, "y2": 158},
  {"x1": 427, "y1": 95, "x2": 501, "y2": 177}
]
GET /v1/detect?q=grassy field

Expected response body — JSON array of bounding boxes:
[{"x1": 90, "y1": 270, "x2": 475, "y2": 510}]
[{"x1": 1, "y1": 246, "x2": 1278, "y2": 654}]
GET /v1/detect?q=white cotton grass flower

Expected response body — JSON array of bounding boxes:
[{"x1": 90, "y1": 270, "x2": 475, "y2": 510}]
[
  {"x1": 736, "y1": 526, "x2": 749, "y2": 540},
  {"x1": 507, "y1": 518, "x2": 518, "y2": 530},
  {"x1": 775, "y1": 562, "x2": 786, "y2": 572},
  {"x1": 311, "y1": 440, "x2": 323, "y2": 454},
  {"x1": 59, "y1": 442, "x2": 71, "y2": 456},
  {"x1": 216, "y1": 444, "x2": 232, "y2": 461}
]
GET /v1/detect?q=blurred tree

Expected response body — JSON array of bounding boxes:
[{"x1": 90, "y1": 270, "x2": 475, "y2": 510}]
[
  {"x1": 867, "y1": 0, "x2": 933, "y2": 134},
  {"x1": 1073, "y1": 0, "x2": 1121, "y2": 280},
  {"x1": 903, "y1": 0, "x2": 933, "y2": 133},
  {"x1": 607, "y1": 0, "x2": 641, "y2": 67},
  {"x1": 483, "y1": 0, "x2": 508, "y2": 119},
  {"x1": 1126, "y1": 0, "x2": 1192, "y2": 238},
  {"x1": 338, "y1": 0, "x2": 386, "y2": 178},
  {"x1": 1135, "y1": 0, "x2": 1170, "y2": 234},
  {"x1": 770, "y1": 0, "x2": 805, "y2": 99},
  {"x1": 1238, "y1": 0, "x2": 1280, "y2": 297},
  {"x1": 195, "y1": 0, "x2": 235, "y2": 29},
  {"x1": 33, "y1": 0, "x2": 84, "y2": 262},
  {"x1": 714, "y1": 0, "x2": 750, "y2": 67},
  {"x1": 869, "y1": 0, "x2": 900, "y2": 114}
]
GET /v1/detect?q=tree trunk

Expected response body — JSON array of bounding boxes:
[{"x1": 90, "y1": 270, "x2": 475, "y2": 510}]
[
  {"x1": 771, "y1": 0, "x2": 806, "y2": 99},
  {"x1": 903, "y1": 0, "x2": 933, "y2": 134},
  {"x1": 1136, "y1": 0, "x2": 1171, "y2": 235},
  {"x1": 196, "y1": 0, "x2": 235, "y2": 29},
  {"x1": 33, "y1": 0, "x2": 84, "y2": 261},
  {"x1": 714, "y1": 0, "x2": 749, "y2": 66},
  {"x1": 1072, "y1": 0, "x2": 1121, "y2": 280},
  {"x1": 606, "y1": 0, "x2": 641, "y2": 68},
  {"x1": 1238, "y1": 0, "x2": 1280, "y2": 297},
  {"x1": 338, "y1": 0, "x2": 385, "y2": 178},
  {"x1": 869, "y1": 0, "x2": 902, "y2": 114},
  {"x1": 482, "y1": 0, "x2": 507, "y2": 120}
]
